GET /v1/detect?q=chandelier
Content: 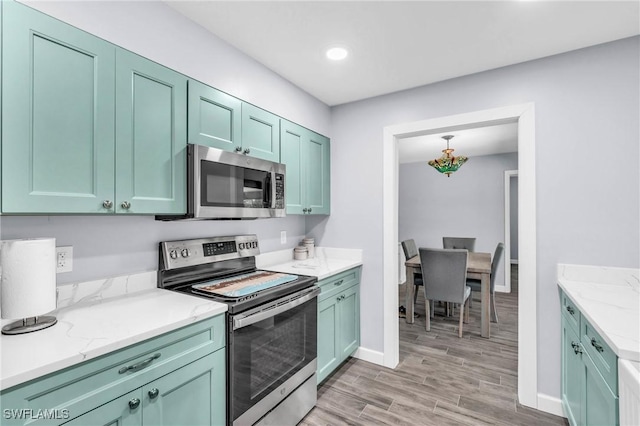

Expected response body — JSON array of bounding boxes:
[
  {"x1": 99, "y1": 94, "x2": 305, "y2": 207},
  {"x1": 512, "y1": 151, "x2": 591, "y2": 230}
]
[{"x1": 428, "y1": 135, "x2": 468, "y2": 177}]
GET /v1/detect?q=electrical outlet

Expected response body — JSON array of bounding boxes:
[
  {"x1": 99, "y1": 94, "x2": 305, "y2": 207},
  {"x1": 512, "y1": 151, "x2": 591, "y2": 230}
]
[
  {"x1": 56, "y1": 246, "x2": 73, "y2": 273},
  {"x1": 280, "y1": 231, "x2": 287, "y2": 244}
]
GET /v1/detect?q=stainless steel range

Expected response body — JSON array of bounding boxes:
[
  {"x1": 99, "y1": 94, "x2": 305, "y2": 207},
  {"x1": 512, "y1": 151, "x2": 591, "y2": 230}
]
[{"x1": 158, "y1": 235, "x2": 319, "y2": 426}]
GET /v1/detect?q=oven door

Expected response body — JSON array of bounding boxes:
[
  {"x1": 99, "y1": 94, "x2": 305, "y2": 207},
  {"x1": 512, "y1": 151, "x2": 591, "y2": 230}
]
[
  {"x1": 191, "y1": 144, "x2": 285, "y2": 219},
  {"x1": 229, "y1": 286, "x2": 319, "y2": 425}
]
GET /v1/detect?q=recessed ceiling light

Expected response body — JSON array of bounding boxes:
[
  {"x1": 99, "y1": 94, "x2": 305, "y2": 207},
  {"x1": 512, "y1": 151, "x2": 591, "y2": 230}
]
[{"x1": 326, "y1": 47, "x2": 348, "y2": 61}]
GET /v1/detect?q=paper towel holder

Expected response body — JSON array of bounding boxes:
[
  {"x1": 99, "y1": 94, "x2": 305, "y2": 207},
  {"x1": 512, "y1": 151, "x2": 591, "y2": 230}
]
[
  {"x1": 2, "y1": 315, "x2": 57, "y2": 335},
  {"x1": 1, "y1": 237, "x2": 58, "y2": 335}
]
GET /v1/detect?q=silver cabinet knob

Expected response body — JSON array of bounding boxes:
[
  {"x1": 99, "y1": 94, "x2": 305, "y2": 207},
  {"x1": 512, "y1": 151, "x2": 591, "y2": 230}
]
[
  {"x1": 308, "y1": 208, "x2": 312, "y2": 213},
  {"x1": 302, "y1": 208, "x2": 308, "y2": 213},
  {"x1": 129, "y1": 398, "x2": 140, "y2": 409},
  {"x1": 148, "y1": 388, "x2": 159, "y2": 399},
  {"x1": 235, "y1": 146, "x2": 242, "y2": 152},
  {"x1": 102, "y1": 200, "x2": 113, "y2": 209},
  {"x1": 243, "y1": 148, "x2": 251, "y2": 155},
  {"x1": 121, "y1": 201, "x2": 131, "y2": 210}
]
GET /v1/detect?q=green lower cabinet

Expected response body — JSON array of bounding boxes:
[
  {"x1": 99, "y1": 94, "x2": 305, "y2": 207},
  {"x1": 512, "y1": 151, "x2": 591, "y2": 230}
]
[
  {"x1": 63, "y1": 390, "x2": 141, "y2": 426},
  {"x1": 0, "y1": 316, "x2": 226, "y2": 426},
  {"x1": 562, "y1": 315, "x2": 583, "y2": 426},
  {"x1": 317, "y1": 267, "x2": 361, "y2": 384},
  {"x1": 560, "y1": 290, "x2": 619, "y2": 426}
]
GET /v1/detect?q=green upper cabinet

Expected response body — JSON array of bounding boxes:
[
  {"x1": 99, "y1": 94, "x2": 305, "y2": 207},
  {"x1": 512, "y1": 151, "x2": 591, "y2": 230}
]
[
  {"x1": 2, "y1": 0, "x2": 116, "y2": 213},
  {"x1": 1, "y1": 2, "x2": 186, "y2": 215},
  {"x1": 241, "y1": 103, "x2": 280, "y2": 162},
  {"x1": 187, "y1": 79, "x2": 241, "y2": 151},
  {"x1": 115, "y1": 49, "x2": 186, "y2": 215},
  {"x1": 280, "y1": 119, "x2": 330, "y2": 215}
]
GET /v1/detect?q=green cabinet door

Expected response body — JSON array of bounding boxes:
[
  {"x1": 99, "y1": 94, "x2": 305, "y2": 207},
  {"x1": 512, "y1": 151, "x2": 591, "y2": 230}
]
[
  {"x1": 280, "y1": 120, "x2": 306, "y2": 215},
  {"x1": 338, "y1": 284, "x2": 360, "y2": 360},
  {"x1": 306, "y1": 131, "x2": 330, "y2": 215},
  {"x1": 280, "y1": 119, "x2": 331, "y2": 215},
  {"x1": 583, "y1": 352, "x2": 618, "y2": 426},
  {"x1": 2, "y1": 1, "x2": 115, "y2": 213},
  {"x1": 188, "y1": 80, "x2": 241, "y2": 152},
  {"x1": 241, "y1": 103, "x2": 280, "y2": 162},
  {"x1": 561, "y1": 315, "x2": 583, "y2": 426},
  {"x1": 115, "y1": 49, "x2": 186, "y2": 215},
  {"x1": 317, "y1": 296, "x2": 340, "y2": 384},
  {"x1": 142, "y1": 351, "x2": 225, "y2": 426},
  {"x1": 63, "y1": 390, "x2": 142, "y2": 426}
]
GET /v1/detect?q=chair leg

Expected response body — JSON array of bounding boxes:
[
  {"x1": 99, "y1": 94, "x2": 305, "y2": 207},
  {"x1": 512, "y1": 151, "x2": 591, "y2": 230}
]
[
  {"x1": 430, "y1": 300, "x2": 435, "y2": 318},
  {"x1": 491, "y1": 292, "x2": 499, "y2": 323},
  {"x1": 425, "y1": 298, "x2": 431, "y2": 332},
  {"x1": 469, "y1": 291, "x2": 473, "y2": 308},
  {"x1": 458, "y1": 303, "x2": 464, "y2": 338},
  {"x1": 464, "y1": 299, "x2": 470, "y2": 323},
  {"x1": 414, "y1": 284, "x2": 419, "y2": 304}
]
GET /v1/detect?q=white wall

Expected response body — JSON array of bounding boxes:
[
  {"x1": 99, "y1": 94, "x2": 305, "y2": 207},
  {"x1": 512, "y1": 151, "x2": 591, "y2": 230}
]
[
  {"x1": 312, "y1": 36, "x2": 640, "y2": 400},
  {"x1": 399, "y1": 153, "x2": 518, "y2": 289},
  {"x1": 0, "y1": 1, "x2": 330, "y2": 284}
]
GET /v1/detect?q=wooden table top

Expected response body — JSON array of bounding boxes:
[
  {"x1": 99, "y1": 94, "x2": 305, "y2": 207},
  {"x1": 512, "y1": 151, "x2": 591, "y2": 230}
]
[{"x1": 405, "y1": 251, "x2": 491, "y2": 274}]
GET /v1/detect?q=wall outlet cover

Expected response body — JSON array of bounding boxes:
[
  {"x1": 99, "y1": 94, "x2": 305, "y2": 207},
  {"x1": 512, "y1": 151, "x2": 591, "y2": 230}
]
[{"x1": 56, "y1": 246, "x2": 73, "y2": 273}]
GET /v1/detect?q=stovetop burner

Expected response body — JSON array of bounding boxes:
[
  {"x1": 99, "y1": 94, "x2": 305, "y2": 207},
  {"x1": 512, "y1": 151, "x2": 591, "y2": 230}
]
[{"x1": 192, "y1": 270, "x2": 299, "y2": 298}]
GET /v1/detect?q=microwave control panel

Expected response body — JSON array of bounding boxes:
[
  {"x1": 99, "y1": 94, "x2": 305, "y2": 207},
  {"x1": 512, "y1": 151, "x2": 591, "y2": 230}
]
[{"x1": 275, "y1": 174, "x2": 285, "y2": 209}]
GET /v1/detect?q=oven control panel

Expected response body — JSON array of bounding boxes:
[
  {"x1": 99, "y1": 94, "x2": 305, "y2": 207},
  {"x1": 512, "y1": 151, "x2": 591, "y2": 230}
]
[{"x1": 160, "y1": 235, "x2": 260, "y2": 270}]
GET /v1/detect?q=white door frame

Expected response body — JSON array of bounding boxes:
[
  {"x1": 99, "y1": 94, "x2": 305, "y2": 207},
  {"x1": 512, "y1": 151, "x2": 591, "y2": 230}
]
[
  {"x1": 382, "y1": 103, "x2": 537, "y2": 409},
  {"x1": 498, "y1": 170, "x2": 519, "y2": 294}
]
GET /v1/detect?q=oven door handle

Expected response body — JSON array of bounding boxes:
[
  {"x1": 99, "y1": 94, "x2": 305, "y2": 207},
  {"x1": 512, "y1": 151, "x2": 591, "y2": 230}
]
[
  {"x1": 233, "y1": 287, "x2": 320, "y2": 330},
  {"x1": 270, "y1": 170, "x2": 277, "y2": 209}
]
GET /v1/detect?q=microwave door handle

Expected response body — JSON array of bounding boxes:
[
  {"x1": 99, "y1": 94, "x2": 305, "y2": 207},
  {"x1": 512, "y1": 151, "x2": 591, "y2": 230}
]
[{"x1": 270, "y1": 171, "x2": 277, "y2": 209}]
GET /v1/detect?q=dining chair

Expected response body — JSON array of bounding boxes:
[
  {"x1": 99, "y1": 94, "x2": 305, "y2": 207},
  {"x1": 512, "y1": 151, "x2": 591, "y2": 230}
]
[
  {"x1": 401, "y1": 239, "x2": 423, "y2": 303},
  {"x1": 419, "y1": 248, "x2": 470, "y2": 337},
  {"x1": 442, "y1": 237, "x2": 476, "y2": 252},
  {"x1": 467, "y1": 242, "x2": 504, "y2": 323}
]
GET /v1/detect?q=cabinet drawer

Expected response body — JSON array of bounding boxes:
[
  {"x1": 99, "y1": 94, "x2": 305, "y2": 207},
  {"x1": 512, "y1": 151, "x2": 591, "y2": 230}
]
[
  {"x1": 581, "y1": 319, "x2": 617, "y2": 395},
  {"x1": 560, "y1": 291, "x2": 581, "y2": 334},
  {"x1": 0, "y1": 315, "x2": 225, "y2": 425},
  {"x1": 317, "y1": 267, "x2": 360, "y2": 302}
]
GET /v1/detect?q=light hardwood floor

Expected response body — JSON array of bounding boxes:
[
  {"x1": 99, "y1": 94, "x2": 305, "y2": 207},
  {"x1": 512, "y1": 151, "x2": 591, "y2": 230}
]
[{"x1": 301, "y1": 265, "x2": 568, "y2": 425}]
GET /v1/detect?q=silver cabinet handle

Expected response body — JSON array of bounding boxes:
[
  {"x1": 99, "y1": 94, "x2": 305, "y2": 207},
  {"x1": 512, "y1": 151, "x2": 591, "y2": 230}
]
[
  {"x1": 243, "y1": 148, "x2": 251, "y2": 154},
  {"x1": 118, "y1": 353, "x2": 161, "y2": 374},
  {"x1": 148, "y1": 388, "x2": 159, "y2": 399},
  {"x1": 308, "y1": 208, "x2": 312, "y2": 213},
  {"x1": 302, "y1": 208, "x2": 308, "y2": 213},
  {"x1": 590, "y1": 337, "x2": 604, "y2": 353},
  {"x1": 571, "y1": 342, "x2": 583, "y2": 355},
  {"x1": 129, "y1": 398, "x2": 140, "y2": 410},
  {"x1": 102, "y1": 200, "x2": 113, "y2": 209},
  {"x1": 121, "y1": 201, "x2": 131, "y2": 210},
  {"x1": 565, "y1": 305, "x2": 575, "y2": 315},
  {"x1": 235, "y1": 146, "x2": 242, "y2": 152},
  {"x1": 334, "y1": 279, "x2": 344, "y2": 287}
]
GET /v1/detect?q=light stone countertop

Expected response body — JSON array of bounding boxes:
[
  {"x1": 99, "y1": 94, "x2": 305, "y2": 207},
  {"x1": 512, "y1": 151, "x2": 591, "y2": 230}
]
[
  {"x1": 257, "y1": 247, "x2": 363, "y2": 280},
  {"x1": 0, "y1": 271, "x2": 227, "y2": 391},
  {"x1": 557, "y1": 264, "x2": 640, "y2": 362}
]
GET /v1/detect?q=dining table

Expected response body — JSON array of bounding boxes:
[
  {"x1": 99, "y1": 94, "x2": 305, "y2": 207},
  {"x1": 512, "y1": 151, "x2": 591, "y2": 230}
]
[{"x1": 404, "y1": 251, "x2": 493, "y2": 338}]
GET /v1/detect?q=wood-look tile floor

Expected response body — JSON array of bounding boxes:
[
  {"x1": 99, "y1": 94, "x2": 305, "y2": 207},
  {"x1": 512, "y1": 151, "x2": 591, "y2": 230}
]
[{"x1": 301, "y1": 266, "x2": 568, "y2": 425}]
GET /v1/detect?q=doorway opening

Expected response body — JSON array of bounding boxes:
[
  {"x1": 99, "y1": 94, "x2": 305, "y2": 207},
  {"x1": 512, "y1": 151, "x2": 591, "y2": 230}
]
[{"x1": 382, "y1": 103, "x2": 538, "y2": 409}]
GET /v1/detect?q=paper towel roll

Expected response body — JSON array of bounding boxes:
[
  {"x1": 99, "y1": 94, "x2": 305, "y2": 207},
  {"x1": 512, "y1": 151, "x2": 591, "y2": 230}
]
[{"x1": 1, "y1": 238, "x2": 56, "y2": 319}]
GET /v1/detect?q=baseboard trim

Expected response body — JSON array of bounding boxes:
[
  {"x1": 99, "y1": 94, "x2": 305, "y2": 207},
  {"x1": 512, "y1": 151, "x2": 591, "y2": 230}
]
[
  {"x1": 352, "y1": 346, "x2": 385, "y2": 365},
  {"x1": 536, "y1": 393, "x2": 565, "y2": 417}
]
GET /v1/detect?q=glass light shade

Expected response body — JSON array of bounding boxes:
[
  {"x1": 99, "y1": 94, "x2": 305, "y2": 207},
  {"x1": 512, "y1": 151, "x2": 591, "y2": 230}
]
[{"x1": 428, "y1": 148, "x2": 468, "y2": 177}]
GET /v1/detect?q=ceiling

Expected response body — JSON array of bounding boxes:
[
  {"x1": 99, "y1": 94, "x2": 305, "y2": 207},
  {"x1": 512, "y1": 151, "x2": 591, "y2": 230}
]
[
  {"x1": 166, "y1": 1, "x2": 639, "y2": 107},
  {"x1": 398, "y1": 122, "x2": 518, "y2": 164}
]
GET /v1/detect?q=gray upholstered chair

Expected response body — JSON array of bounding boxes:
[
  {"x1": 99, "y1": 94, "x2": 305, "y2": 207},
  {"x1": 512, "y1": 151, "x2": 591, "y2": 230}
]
[
  {"x1": 419, "y1": 248, "x2": 471, "y2": 337},
  {"x1": 442, "y1": 237, "x2": 476, "y2": 252},
  {"x1": 401, "y1": 239, "x2": 423, "y2": 303},
  {"x1": 467, "y1": 242, "x2": 504, "y2": 323}
]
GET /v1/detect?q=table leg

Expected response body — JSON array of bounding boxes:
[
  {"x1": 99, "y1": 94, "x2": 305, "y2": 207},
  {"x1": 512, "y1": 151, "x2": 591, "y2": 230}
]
[
  {"x1": 481, "y1": 271, "x2": 491, "y2": 338},
  {"x1": 405, "y1": 266, "x2": 414, "y2": 324}
]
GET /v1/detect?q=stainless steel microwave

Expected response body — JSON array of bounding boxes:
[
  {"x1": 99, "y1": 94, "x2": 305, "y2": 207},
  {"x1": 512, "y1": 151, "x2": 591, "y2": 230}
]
[{"x1": 157, "y1": 144, "x2": 285, "y2": 220}]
